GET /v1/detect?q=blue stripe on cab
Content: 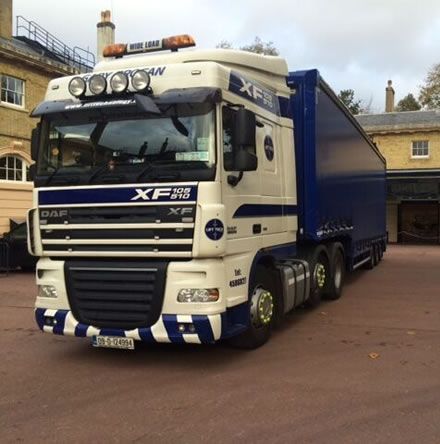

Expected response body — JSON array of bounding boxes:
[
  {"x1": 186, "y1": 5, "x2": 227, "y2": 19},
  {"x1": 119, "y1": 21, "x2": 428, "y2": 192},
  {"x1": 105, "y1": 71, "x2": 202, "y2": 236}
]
[
  {"x1": 191, "y1": 315, "x2": 215, "y2": 344},
  {"x1": 74, "y1": 323, "x2": 89, "y2": 337},
  {"x1": 233, "y1": 204, "x2": 297, "y2": 218},
  {"x1": 99, "y1": 328, "x2": 126, "y2": 337},
  {"x1": 52, "y1": 310, "x2": 68, "y2": 335},
  {"x1": 163, "y1": 315, "x2": 185, "y2": 344},
  {"x1": 35, "y1": 308, "x2": 46, "y2": 330},
  {"x1": 138, "y1": 328, "x2": 155, "y2": 342},
  {"x1": 39, "y1": 185, "x2": 197, "y2": 205}
]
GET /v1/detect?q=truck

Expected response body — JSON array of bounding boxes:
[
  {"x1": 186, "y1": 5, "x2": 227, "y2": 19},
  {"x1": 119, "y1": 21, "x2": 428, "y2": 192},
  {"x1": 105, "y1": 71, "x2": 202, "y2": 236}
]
[{"x1": 28, "y1": 34, "x2": 386, "y2": 349}]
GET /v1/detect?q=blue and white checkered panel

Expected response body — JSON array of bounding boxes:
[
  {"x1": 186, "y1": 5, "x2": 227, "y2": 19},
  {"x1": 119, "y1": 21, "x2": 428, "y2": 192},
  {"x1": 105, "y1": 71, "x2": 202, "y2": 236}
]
[{"x1": 35, "y1": 308, "x2": 222, "y2": 344}]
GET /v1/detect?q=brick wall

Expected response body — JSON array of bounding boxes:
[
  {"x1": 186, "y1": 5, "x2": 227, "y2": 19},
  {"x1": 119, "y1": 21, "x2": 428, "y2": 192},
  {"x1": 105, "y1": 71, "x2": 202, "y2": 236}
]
[
  {"x1": 371, "y1": 131, "x2": 440, "y2": 170},
  {"x1": 0, "y1": 58, "x2": 61, "y2": 151},
  {"x1": 0, "y1": 52, "x2": 65, "y2": 234}
]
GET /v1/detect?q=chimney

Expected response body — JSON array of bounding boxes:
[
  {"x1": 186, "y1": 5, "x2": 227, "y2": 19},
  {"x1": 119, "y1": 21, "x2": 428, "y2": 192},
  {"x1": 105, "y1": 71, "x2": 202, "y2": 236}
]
[
  {"x1": 0, "y1": 0, "x2": 13, "y2": 40},
  {"x1": 385, "y1": 80, "x2": 395, "y2": 113},
  {"x1": 97, "y1": 10, "x2": 115, "y2": 63}
]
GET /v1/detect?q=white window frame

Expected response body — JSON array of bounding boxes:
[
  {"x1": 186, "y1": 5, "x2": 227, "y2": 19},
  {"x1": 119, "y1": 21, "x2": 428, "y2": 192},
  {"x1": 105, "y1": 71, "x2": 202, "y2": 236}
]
[
  {"x1": 0, "y1": 155, "x2": 30, "y2": 183},
  {"x1": 0, "y1": 74, "x2": 25, "y2": 109},
  {"x1": 411, "y1": 140, "x2": 429, "y2": 159}
]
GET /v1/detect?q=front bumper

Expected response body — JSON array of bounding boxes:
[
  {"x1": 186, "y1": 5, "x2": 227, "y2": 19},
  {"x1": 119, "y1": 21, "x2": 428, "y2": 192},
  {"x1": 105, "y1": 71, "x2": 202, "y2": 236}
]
[{"x1": 35, "y1": 305, "x2": 248, "y2": 345}]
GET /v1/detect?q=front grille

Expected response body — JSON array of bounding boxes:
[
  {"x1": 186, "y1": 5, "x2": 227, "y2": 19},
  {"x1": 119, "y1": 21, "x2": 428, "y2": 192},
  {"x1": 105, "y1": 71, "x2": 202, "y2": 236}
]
[
  {"x1": 65, "y1": 260, "x2": 168, "y2": 329},
  {"x1": 39, "y1": 204, "x2": 195, "y2": 257},
  {"x1": 40, "y1": 205, "x2": 195, "y2": 225}
]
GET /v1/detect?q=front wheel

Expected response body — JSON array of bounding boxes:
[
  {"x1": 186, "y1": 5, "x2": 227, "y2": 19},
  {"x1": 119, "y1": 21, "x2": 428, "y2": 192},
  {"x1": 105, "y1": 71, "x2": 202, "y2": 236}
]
[{"x1": 227, "y1": 265, "x2": 276, "y2": 349}]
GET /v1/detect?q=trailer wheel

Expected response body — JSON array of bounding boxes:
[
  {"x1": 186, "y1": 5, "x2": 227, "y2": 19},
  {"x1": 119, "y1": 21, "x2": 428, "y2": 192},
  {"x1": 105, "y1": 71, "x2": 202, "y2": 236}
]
[
  {"x1": 375, "y1": 243, "x2": 382, "y2": 264},
  {"x1": 227, "y1": 265, "x2": 276, "y2": 349},
  {"x1": 364, "y1": 247, "x2": 375, "y2": 270},
  {"x1": 304, "y1": 246, "x2": 330, "y2": 308},
  {"x1": 324, "y1": 243, "x2": 345, "y2": 300},
  {"x1": 373, "y1": 244, "x2": 380, "y2": 266}
]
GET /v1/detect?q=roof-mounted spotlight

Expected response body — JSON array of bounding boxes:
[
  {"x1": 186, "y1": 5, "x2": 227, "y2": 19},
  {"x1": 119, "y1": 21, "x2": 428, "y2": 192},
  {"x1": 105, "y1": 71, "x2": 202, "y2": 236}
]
[
  {"x1": 110, "y1": 72, "x2": 129, "y2": 94},
  {"x1": 131, "y1": 70, "x2": 151, "y2": 93},
  {"x1": 68, "y1": 76, "x2": 86, "y2": 97},
  {"x1": 89, "y1": 74, "x2": 107, "y2": 95}
]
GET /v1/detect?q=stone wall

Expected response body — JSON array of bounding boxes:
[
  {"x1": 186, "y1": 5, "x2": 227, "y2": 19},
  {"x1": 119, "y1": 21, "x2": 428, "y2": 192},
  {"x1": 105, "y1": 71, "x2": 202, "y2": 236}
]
[{"x1": 371, "y1": 130, "x2": 440, "y2": 170}]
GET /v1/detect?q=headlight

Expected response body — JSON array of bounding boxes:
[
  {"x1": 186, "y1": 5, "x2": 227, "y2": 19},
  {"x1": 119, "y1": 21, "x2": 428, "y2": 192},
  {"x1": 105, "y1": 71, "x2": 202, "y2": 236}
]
[
  {"x1": 110, "y1": 72, "x2": 128, "y2": 93},
  {"x1": 89, "y1": 74, "x2": 107, "y2": 95},
  {"x1": 68, "y1": 77, "x2": 86, "y2": 97},
  {"x1": 38, "y1": 285, "x2": 58, "y2": 298},
  {"x1": 131, "y1": 70, "x2": 151, "y2": 92},
  {"x1": 177, "y1": 288, "x2": 219, "y2": 303}
]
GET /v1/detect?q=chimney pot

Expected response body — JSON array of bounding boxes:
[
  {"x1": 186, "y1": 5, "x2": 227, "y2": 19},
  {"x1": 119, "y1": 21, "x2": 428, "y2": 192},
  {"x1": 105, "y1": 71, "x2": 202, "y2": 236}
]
[
  {"x1": 97, "y1": 10, "x2": 115, "y2": 63},
  {"x1": 385, "y1": 79, "x2": 395, "y2": 113}
]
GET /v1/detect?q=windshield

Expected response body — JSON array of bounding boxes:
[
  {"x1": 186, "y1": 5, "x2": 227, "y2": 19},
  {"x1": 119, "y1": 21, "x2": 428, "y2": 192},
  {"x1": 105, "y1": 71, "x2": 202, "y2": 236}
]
[{"x1": 36, "y1": 103, "x2": 216, "y2": 184}]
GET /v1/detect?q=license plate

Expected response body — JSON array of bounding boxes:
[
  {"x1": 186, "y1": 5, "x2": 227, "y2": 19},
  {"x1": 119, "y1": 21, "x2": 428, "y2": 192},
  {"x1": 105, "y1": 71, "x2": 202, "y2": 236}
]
[{"x1": 92, "y1": 335, "x2": 135, "y2": 350}]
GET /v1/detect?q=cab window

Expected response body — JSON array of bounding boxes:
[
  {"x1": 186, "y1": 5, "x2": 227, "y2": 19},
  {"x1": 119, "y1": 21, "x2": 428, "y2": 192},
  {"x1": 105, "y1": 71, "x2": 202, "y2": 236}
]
[{"x1": 222, "y1": 106, "x2": 235, "y2": 171}]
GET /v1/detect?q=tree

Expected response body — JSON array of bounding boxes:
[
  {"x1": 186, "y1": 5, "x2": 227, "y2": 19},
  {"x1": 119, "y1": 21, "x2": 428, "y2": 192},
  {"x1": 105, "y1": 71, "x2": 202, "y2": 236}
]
[
  {"x1": 338, "y1": 89, "x2": 362, "y2": 115},
  {"x1": 395, "y1": 93, "x2": 421, "y2": 112},
  {"x1": 216, "y1": 36, "x2": 279, "y2": 56},
  {"x1": 216, "y1": 40, "x2": 233, "y2": 50},
  {"x1": 240, "y1": 37, "x2": 279, "y2": 56},
  {"x1": 419, "y1": 63, "x2": 440, "y2": 109}
]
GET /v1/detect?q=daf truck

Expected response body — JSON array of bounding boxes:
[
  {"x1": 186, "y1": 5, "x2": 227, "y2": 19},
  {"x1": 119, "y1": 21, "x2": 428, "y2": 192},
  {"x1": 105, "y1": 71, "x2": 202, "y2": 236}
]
[{"x1": 28, "y1": 34, "x2": 386, "y2": 349}]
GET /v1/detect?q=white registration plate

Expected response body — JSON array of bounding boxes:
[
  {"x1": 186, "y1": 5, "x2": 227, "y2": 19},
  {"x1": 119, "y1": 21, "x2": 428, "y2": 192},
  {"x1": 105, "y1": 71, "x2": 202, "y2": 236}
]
[{"x1": 92, "y1": 335, "x2": 135, "y2": 350}]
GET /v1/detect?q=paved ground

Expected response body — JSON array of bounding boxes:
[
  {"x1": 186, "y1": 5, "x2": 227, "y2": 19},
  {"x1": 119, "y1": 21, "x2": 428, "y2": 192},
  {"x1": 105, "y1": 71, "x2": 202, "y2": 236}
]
[{"x1": 0, "y1": 245, "x2": 439, "y2": 443}]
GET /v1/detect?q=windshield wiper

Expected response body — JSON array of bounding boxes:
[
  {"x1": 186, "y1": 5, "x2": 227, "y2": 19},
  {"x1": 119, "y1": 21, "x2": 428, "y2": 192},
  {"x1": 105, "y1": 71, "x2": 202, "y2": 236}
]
[
  {"x1": 43, "y1": 166, "x2": 61, "y2": 186},
  {"x1": 136, "y1": 162, "x2": 155, "y2": 182},
  {"x1": 88, "y1": 163, "x2": 110, "y2": 184},
  {"x1": 43, "y1": 165, "x2": 82, "y2": 186}
]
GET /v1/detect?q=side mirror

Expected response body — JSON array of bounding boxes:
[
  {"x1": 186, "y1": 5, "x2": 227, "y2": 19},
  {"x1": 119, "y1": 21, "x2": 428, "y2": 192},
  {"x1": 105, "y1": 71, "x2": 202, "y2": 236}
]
[
  {"x1": 232, "y1": 108, "x2": 257, "y2": 172},
  {"x1": 234, "y1": 149, "x2": 258, "y2": 172},
  {"x1": 234, "y1": 108, "x2": 256, "y2": 147},
  {"x1": 31, "y1": 124, "x2": 41, "y2": 162}
]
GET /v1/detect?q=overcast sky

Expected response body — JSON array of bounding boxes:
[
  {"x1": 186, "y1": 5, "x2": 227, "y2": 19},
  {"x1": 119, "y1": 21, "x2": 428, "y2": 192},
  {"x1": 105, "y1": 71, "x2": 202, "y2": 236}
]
[{"x1": 13, "y1": 0, "x2": 440, "y2": 112}]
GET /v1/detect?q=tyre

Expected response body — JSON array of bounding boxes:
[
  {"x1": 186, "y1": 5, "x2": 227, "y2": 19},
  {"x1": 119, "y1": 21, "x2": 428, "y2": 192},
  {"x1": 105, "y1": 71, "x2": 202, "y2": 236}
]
[
  {"x1": 364, "y1": 246, "x2": 375, "y2": 270},
  {"x1": 378, "y1": 243, "x2": 384, "y2": 261},
  {"x1": 227, "y1": 265, "x2": 277, "y2": 349},
  {"x1": 372, "y1": 244, "x2": 380, "y2": 266},
  {"x1": 304, "y1": 246, "x2": 330, "y2": 308},
  {"x1": 324, "y1": 243, "x2": 345, "y2": 300}
]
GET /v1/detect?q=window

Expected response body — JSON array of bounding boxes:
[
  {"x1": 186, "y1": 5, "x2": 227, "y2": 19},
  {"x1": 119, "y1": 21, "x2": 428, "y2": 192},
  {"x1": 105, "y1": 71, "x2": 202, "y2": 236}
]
[
  {"x1": 0, "y1": 155, "x2": 30, "y2": 182},
  {"x1": 412, "y1": 140, "x2": 429, "y2": 158},
  {"x1": 222, "y1": 106, "x2": 235, "y2": 170},
  {"x1": 1, "y1": 75, "x2": 25, "y2": 107}
]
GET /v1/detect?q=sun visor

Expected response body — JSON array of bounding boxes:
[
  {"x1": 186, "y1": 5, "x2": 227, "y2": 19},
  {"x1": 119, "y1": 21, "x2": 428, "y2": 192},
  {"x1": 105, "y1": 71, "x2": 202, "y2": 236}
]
[
  {"x1": 31, "y1": 94, "x2": 161, "y2": 117},
  {"x1": 154, "y1": 87, "x2": 222, "y2": 105}
]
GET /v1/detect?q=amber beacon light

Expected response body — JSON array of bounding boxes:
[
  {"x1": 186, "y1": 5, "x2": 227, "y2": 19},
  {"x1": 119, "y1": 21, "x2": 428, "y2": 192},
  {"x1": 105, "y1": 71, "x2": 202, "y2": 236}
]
[{"x1": 103, "y1": 34, "x2": 196, "y2": 58}]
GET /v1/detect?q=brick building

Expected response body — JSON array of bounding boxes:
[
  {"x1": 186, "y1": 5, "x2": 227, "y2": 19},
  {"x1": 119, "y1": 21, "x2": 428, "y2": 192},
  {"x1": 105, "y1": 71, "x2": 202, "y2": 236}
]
[
  {"x1": 357, "y1": 82, "x2": 440, "y2": 244},
  {"x1": 0, "y1": 0, "x2": 94, "y2": 234}
]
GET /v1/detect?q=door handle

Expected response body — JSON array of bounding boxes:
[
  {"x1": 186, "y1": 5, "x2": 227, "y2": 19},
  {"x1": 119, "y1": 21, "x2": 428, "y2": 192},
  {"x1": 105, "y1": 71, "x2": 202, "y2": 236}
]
[{"x1": 253, "y1": 224, "x2": 262, "y2": 234}]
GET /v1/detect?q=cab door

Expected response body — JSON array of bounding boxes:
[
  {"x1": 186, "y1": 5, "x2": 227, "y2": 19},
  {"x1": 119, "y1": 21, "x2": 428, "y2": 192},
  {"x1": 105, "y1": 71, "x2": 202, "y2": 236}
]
[
  {"x1": 221, "y1": 105, "x2": 262, "y2": 251},
  {"x1": 256, "y1": 118, "x2": 284, "y2": 236}
]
